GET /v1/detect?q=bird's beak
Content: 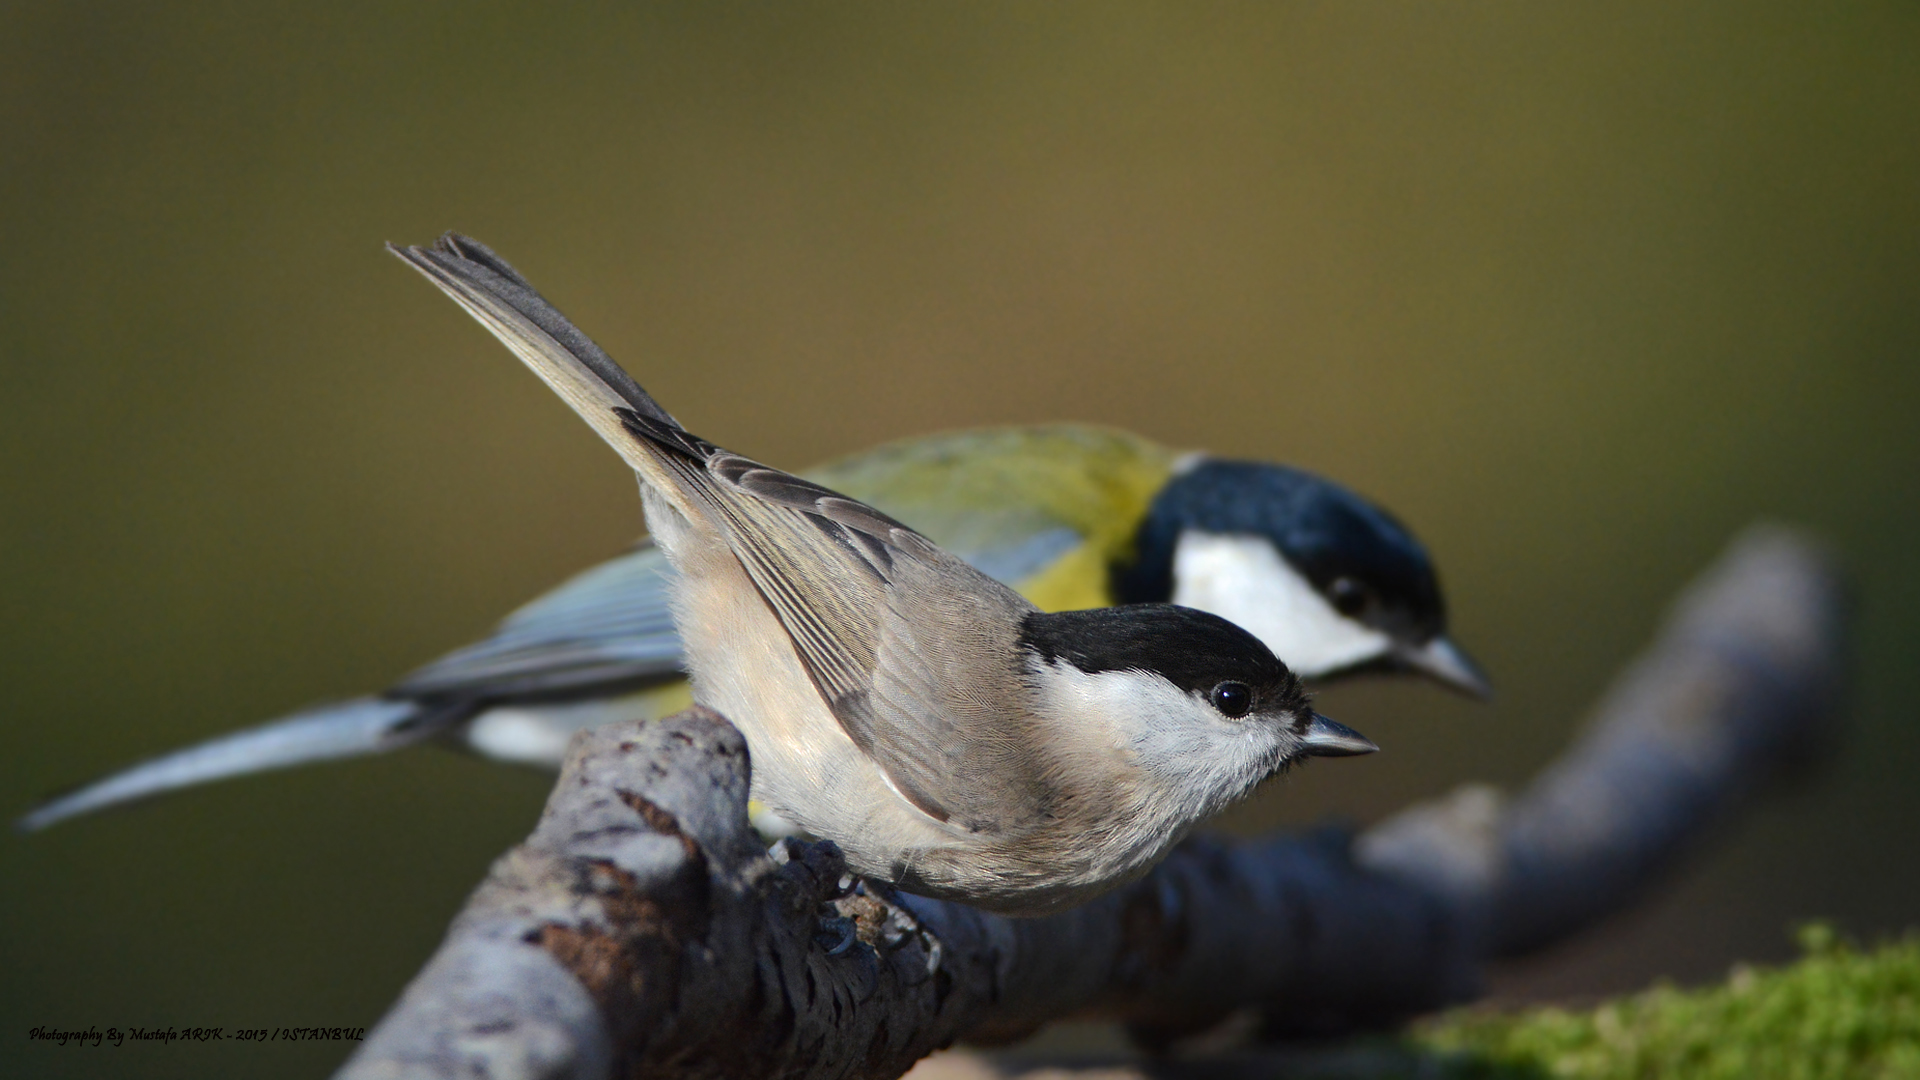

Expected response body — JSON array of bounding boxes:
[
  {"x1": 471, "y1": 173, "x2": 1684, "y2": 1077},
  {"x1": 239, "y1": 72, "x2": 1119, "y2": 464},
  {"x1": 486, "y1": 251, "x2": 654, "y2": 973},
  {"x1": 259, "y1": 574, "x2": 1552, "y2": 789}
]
[
  {"x1": 1397, "y1": 635, "x2": 1493, "y2": 699},
  {"x1": 1298, "y1": 713, "x2": 1378, "y2": 757}
]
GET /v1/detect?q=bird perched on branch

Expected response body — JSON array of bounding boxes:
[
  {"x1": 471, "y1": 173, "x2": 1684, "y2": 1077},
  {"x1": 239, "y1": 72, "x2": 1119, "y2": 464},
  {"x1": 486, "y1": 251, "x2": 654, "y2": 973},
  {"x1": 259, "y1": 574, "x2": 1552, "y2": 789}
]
[
  {"x1": 363, "y1": 233, "x2": 1386, "y2": 915},
  {"x1": 17, "y1": 269, "x2": 1482, "y2": 843}
]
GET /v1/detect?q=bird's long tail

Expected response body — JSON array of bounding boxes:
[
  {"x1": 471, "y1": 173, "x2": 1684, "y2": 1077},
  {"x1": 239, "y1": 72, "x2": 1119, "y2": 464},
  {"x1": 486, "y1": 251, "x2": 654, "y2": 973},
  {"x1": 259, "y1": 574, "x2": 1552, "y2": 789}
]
[{"x1": 13, "y1": 698, "x2": 444, "y2": 832}]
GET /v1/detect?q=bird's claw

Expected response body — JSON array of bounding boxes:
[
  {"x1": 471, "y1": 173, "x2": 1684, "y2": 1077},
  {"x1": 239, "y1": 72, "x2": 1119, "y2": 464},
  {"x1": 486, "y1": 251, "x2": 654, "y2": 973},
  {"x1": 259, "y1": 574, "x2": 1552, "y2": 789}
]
[{"x1": 814, "y1": 913, "x2": 859, "y2": 955}]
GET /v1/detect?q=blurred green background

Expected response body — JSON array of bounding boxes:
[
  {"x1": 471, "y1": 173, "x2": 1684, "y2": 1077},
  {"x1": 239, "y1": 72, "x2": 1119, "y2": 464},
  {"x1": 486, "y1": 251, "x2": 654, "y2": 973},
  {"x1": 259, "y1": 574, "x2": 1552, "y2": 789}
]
[{"x1": 3, "y1": 3, "x2": 1916, "y2": 1076}]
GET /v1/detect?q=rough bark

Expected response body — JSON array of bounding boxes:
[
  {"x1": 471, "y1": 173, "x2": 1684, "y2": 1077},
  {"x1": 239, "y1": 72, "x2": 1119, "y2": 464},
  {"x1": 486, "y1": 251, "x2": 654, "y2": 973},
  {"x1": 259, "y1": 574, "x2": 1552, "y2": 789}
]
[{"x1": 335, "y1": 524, "x2": 1846, "y2": 1080}]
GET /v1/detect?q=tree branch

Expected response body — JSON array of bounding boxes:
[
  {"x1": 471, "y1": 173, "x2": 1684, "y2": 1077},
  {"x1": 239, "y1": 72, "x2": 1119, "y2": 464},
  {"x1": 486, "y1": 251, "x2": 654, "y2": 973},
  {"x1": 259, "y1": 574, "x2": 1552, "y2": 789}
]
[{"x1": 334, "y1": 524, "x2": 1846, "y2": 1080}]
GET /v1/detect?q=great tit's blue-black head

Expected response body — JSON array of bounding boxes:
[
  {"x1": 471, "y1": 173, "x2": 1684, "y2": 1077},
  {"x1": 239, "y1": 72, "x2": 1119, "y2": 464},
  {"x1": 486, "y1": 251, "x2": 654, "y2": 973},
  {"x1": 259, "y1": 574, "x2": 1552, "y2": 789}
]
[{"x1": 1112, "y1": 460, "x2": 1489, "y2": 696}]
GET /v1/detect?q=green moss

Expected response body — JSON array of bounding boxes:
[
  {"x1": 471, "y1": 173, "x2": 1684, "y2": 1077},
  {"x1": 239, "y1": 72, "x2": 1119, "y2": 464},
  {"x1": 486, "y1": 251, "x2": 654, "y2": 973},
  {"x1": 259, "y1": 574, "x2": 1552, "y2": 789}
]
[{"x1": 1412, "y1": 926, "x2": 1920, "y2": 1080}]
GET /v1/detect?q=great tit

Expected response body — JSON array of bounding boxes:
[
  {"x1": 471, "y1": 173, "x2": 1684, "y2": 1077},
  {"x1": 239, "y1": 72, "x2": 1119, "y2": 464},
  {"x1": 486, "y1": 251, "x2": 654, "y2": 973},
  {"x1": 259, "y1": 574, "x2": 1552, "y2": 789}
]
[
  {"x1": 382, "y1": 234, "x2": 1387, "y2": 914},
  {"x1": 15, "y1": 292, "x2": 1482, "y2": 841}
]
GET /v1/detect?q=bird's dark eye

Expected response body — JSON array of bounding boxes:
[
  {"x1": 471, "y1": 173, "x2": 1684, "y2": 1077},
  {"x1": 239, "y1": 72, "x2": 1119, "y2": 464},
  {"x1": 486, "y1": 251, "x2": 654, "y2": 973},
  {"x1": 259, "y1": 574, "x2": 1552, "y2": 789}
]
[
  {"x1": 1328, "y1": 576, "x2": 1371, "y2": 617},
  {"x1": 1209, "y1": 681, "x2": 1253, "y2": 718}
]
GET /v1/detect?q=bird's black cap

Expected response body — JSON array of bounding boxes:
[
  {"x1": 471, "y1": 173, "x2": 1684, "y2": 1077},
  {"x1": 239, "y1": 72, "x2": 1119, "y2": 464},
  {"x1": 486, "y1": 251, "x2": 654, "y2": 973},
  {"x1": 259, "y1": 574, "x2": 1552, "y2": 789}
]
[{"x1": 1019, "y1": 604, "x2": 1311, "y2": 719}]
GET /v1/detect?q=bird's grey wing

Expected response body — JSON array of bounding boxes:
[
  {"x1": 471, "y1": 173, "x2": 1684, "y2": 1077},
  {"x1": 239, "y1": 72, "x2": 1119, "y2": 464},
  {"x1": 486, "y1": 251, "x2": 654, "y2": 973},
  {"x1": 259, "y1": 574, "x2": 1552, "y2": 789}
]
[
  {"x1": 857, "y1": 558, "x2": 1052, "y2": 834},
  {"x1": 14, "y1": 698, "x2": 435, "y2": 832},
  {"x1": 659, "y1": 437, "x2": 1050, "y2": 832},
  {"x1": 393, "y1": 543, "x2": 684, "y2": 699}
]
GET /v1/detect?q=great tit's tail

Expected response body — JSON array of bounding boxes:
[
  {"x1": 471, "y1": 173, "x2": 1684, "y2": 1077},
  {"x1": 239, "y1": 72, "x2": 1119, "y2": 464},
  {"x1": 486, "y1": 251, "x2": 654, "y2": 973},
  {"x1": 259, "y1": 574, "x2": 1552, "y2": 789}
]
[
  {"x1": 387, "y1": 235, "x2": 713, "y2": 517},
  {"x1": 13, "y1": 698, "x2": 447, "y2": 832}
]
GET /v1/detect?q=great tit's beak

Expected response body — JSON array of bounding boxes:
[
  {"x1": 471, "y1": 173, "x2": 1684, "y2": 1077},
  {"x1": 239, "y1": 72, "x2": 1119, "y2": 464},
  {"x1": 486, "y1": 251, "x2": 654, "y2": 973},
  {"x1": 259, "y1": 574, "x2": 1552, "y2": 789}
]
[
  {"x1": 1397, "y1": 635, "x2": 1492, "y2": 699},
  {"x1": 1298, "y1": 713, "x2": 1378, "y2": 757}
]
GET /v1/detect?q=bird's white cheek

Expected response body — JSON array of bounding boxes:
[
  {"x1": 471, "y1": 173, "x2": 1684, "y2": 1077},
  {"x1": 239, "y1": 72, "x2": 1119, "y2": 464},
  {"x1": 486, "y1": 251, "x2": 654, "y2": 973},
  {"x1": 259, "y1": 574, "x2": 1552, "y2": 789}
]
[
  {"x1": 1030, "y1": 666, "x2": 1162, "y2": 767},
  {"x1": 1170, "y1": 532, "x2": 1392, "y2": 677},
  {"x1": 1029, "y1": 664, "x2": 1282, "y2": 816}
]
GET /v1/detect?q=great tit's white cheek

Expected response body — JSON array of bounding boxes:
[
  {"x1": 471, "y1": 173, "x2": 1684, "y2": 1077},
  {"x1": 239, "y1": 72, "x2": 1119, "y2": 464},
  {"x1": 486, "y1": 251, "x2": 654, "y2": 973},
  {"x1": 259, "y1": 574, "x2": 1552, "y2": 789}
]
[{"x1": 1170, "y1": 532, "x2": 1393, "y2": 678}]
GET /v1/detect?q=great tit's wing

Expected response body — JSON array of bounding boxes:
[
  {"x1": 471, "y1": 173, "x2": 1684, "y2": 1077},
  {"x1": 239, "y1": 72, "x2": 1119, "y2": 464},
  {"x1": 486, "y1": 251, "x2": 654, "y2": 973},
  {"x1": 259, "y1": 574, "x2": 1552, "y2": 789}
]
[
  {"x1": 393, "y1": 234, "x2": 1050, "y2": 833},
  {"x1": 393, "y1": 542, "x2": 684, "y2": 698},
  {"x1": 808, "y1": 424, "x2": 1181, "y2": 602},
  {"x1": 14, "y1": 698, "x2": 438, "y2": 832},
  {"x1": 953, "y1": 527, "x2": 1084, "y2": 588}
]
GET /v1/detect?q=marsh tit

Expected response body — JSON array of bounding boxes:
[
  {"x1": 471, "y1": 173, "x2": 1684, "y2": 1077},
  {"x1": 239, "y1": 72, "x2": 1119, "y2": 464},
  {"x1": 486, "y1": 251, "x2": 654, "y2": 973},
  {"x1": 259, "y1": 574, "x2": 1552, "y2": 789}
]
[
  {"x1": 381, "y1": 234, "x2": 1379, "y2": 914},
  {"x1": 18, "y1": 304, "x2": 1480, "y2": 840}
]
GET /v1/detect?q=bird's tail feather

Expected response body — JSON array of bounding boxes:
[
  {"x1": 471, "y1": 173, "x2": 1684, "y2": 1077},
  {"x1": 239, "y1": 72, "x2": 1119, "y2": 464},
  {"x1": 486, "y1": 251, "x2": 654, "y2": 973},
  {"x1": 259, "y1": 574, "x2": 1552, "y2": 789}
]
[
  {"x1": 387, "y1": 234, "x2": 706, "y2": 514},
  {"x1": 13, "y1": 698, "x2": 441, "y2": 832}
]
